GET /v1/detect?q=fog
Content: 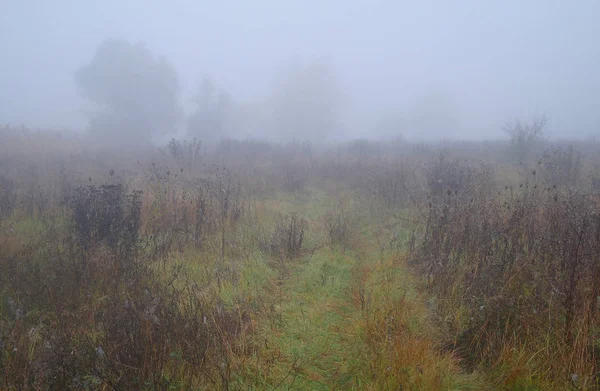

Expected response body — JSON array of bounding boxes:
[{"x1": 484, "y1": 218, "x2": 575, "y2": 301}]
[{"x1": 1, "y1": 1, "x2": 599, "y2": 142}]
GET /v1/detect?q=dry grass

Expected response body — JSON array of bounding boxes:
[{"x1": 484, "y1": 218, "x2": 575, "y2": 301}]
[{"x1": 2, "y1": 127, "x2": 600, "y2": 389}]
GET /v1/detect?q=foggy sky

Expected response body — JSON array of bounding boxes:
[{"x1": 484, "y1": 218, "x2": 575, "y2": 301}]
[{"x1": 1, "y1": 1, "x2": 599, "y2": 140}]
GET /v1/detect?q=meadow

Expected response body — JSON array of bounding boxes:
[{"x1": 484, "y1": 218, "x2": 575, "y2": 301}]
[{"x1": 1, "y1": 126, "x2": 600, "y2": 390}]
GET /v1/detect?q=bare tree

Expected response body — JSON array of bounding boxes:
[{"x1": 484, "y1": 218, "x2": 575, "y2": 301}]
[{"x1": 504, "y1": 115, "x2": 547, "y2": 162}]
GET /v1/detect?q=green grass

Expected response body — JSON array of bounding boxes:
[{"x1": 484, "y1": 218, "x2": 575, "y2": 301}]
[
  {"x1": 226, "y1": 183, "x2": 484, "y2": 390},
  {"x1": 254, "y1": 247, "x2": 360, "y2": 389}
]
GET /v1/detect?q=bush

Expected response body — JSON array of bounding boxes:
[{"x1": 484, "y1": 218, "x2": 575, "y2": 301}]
[
  {"x1": 67, "y1": 184, "x2": 141, "y2": 255},
  {"x1": 268, "y1": 212, "x2": 308, "y2": 259},
  {"x1": 504, "y1": 115, "x2": 546, "y2": 162}
]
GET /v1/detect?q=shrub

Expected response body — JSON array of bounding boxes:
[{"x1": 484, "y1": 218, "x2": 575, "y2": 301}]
[
  {"x1": 504, "y1": 115, "x2": 546, "y2": 162},
  {"x1": 67, "y1": 184, "x2": 141, "y2": 251},
  {"x1": 269, "y1": 212, "x2": 308, "y2": 259}
]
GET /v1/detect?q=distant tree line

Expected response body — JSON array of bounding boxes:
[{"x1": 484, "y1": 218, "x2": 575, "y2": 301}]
[
  {"x1": 75, "y1": 39, "x2": 342, "y2": 145},
  {"x1": 75, "y1": 38, "x2": 548, "y2": 148}
]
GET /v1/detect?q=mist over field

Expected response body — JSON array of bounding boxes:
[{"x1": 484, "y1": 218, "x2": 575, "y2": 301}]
[
  {"x1": 1, "y1": 1, "x2": 599, "y2": 143},
  {"x1": 3, "y1": 3, "x2": 600, "y2": 389}
]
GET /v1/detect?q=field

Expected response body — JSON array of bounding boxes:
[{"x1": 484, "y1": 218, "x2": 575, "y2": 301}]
[{"x1": 1, "y1": 127, "x2": 600, "y2": 390}]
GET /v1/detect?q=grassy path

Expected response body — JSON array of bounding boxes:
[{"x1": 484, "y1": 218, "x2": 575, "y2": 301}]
[
  {"x1": 230, "y1": 186, "x2": 482, "y2": 390},
  {"x1": 256, "y1": 246, "x2": 364, "y2": 389}
]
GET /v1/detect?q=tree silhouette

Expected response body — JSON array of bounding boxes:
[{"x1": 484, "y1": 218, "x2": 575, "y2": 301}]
[
  {"x1": 75, "y1": 39, "x2": 181, "y2": 144},
  {"x1": 187, "y1": 76, "x2": 236, "y2": 142}
]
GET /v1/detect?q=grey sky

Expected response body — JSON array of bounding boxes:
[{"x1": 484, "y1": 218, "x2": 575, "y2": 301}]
[{"x1": 1, "y1": 0, "x2": 599, "y2": 140}]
